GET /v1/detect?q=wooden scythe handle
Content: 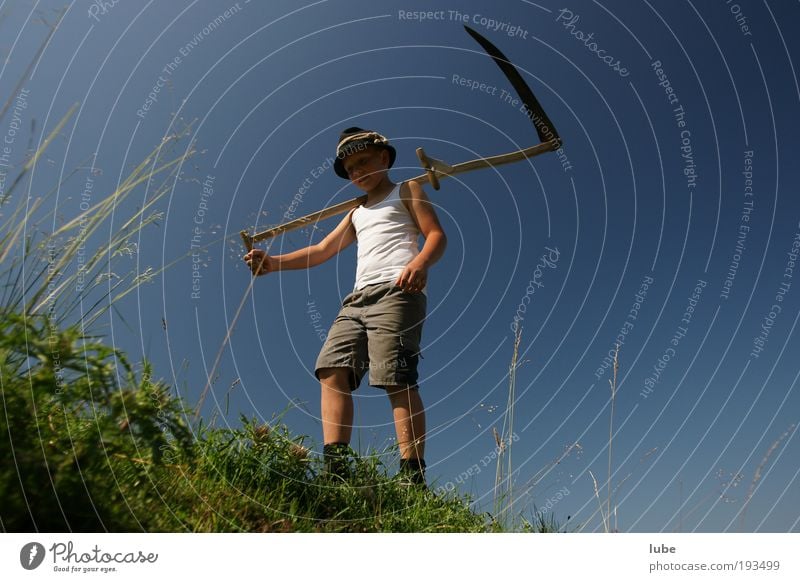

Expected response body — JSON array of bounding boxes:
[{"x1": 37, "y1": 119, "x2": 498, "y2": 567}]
[
  {"x1": 416, "y1": 147, "x2": 440, "y2": 191},
  {"x1": 240, "y1": 139, "x2": 559, "y2": 248},
  {"x1": 240, "y1": 230, "x2": 254, "y2": 252},
  {"x1": 242, "y1": 194, "x2": 368, "y2": 246}
]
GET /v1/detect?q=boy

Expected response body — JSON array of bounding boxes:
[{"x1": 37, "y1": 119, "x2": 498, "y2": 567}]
[{"x1": 243, "y1": 127, "x2": 447, "y2": 485}]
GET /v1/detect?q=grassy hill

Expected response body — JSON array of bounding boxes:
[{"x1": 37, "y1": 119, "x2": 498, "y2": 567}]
[{"x1": 0, "y1": 309, "x2": 565, "y2": 533}]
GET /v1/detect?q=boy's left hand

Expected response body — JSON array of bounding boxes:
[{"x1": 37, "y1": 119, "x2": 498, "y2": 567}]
[{"x1": 395, "y1": 259, "x2": 427, "y2": 293}]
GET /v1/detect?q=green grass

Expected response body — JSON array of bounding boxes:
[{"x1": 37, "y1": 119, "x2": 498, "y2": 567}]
[{"x1": 1, "y1": 306, "x2": 571, "y2": 532}]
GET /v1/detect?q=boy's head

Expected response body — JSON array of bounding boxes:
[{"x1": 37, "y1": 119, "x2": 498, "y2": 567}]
[{"x1": 333, "y1": 127, "x2": 396, "y2": 180}]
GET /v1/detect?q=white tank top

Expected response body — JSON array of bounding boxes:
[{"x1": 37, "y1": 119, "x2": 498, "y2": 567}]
[{"x1": 351, "y1": 182, "x2": 424, "y2": 293}]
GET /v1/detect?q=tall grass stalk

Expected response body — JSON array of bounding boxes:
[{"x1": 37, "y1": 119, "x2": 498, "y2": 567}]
[
  {"x1": 518, "y1": 441, "x2": 582, "y2": 494},
  {"x1": 1, "y1": 123, "x2": 196, "y2": 331},
  {"x1": 0, "y1": 9, "x2": 64, "y2": 128},
  {"x1": 494, "y1": 325, "x2": 522, "y2": 527},
  {"x1": 607, "y1": 343, "x2": 619, "y2": 532},
  {"x1": 738, "y1": 423, "x2": 795, "y2": 531},
  {"x1": 670, "y1": 470, "x2": 742, "y2": 532},
  {"x1": 586, "y1": 344, "x2": 619, "y2": 533},
  {"x1": 588, "y1": 469, "x2": 607, "y2": 532}
]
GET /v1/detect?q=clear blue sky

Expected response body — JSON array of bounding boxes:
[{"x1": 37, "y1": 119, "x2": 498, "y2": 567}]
[{"x1": 5, "y1": 0, "x2": 800, "y2": 532}]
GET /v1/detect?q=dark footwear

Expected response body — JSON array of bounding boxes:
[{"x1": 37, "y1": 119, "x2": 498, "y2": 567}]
[
  {"x1": 323, "y1": 442, "x2": 354, "y2": 480},
  {"x1": 398, "y1": 458, "x2": 427, "y2": 488}
]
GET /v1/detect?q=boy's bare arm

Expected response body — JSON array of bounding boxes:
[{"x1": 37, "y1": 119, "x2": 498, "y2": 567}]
[
  {"x1": 396, "y1": 180, "x2": 447, "y2": 291},
  {"x1": 244, "y1": 209, "x2": 356, "y2": 275}
]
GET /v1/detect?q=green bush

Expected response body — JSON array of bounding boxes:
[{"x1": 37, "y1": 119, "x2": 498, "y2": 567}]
[{"x1": 0, "y1": 309, "x2": 194, "y2": 531}]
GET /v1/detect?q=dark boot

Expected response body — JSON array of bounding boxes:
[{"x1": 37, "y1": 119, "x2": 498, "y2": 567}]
[
  {"x1": 323, "y1": 442, "x2": 353, "y2": 480},
  {"x1": 399, "y1": 458, "x2": 426, "y2": 487}
]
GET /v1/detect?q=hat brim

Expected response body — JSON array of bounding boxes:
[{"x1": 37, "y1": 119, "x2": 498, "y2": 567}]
[{"x1": 334, "y1": 144, "x2": 396, "y2": 179}]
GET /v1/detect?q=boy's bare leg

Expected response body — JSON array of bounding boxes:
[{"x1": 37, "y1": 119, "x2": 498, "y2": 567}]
[
  {"x1": 386, "y1": 385, "x2": 426, "y2": 459},
  {"x1": 318, "y1": 368, "x2": 353, "y2": 444}
]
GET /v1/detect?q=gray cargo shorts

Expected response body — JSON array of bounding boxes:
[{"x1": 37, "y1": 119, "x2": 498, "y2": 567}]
[{"x1": 314, "y1": 281, "x2": 427, "y2": 391}]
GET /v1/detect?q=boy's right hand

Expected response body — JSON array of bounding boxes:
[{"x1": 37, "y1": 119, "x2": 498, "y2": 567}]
[{"x1": 243, "y1": 249, "x2": 275, "y2": 276}]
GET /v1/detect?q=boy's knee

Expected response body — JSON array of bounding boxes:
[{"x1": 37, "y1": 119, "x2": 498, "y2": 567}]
[
  {"x1": 318, "y1": 367, "x2": 354, "y2": 392},
  {"x1": 318, "y1": 367, "x2": 343, "y2": 380},
  {"x1": 385, "y1": 383, "x2": 421, "y2": 402}
]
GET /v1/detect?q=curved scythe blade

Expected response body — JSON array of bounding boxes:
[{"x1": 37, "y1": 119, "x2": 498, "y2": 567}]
[{"x1": 464, "y1": 25, "x2": 561, "y2": 147}]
